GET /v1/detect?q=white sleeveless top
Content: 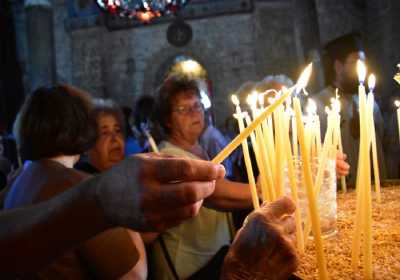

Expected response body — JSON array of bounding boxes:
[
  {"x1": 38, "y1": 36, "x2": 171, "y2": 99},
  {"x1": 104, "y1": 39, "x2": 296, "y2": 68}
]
[{"x1": 150, "y1": 141, "x2": 232, "y2": 279}]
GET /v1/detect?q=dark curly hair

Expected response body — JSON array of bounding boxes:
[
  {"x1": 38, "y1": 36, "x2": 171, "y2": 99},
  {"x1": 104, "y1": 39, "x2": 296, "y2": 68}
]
[
  {"x1": 18, "y1": 85, "x2": 97, "y2": 161},
  {"x1": 156, "y1": 75, "x2": 200, "y2": 135}
]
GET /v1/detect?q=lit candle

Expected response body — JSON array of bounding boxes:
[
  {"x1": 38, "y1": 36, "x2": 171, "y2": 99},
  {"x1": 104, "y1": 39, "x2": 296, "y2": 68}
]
[
  {"x1": 247, "y1": 92, "x2": 272, "y2": 202},
  {"x1": 265, "y1": 96, "x2": 277, "y2": 186},
  {"x1": 332, "y1": 92, "x2": 347, "y2": 193},
  {"x1": 394, "y1": 64, "x2": 400, "y2": 85},
  {"x1": 303, "y1": 106, "x2": 334, "y2": 243},
  {"x1": 306, "y1": 99, "x2": 318, "y2": 159},
  {"x1": 144, "y1": 130, "x2": 159, "y2": 153},
  {"x1": 293, "y1": 97, "x2": 328, "y2": 280},
  {"x1": 212, "y1": 89, "x2": 293, "y2": 164},
  {"x1": 273, "y1": 91, "x2": 285, "y2": 197},
  {"x1": 291, "y1": 109, "x2": 298, "y2": 157},
  {"x1": 395, "y1": 100, "x2": 400, "y2": 143},
  {"x1": 231, "y1": 95, "x2": 260, "y2": 209},
  {"x1": 351, "y1": 60, "x2": 373, "y2": 279},
  {"x1": 293, "y1": 63, "x2": 328, "y2": 280},
  {"x1": 244, "y1": 114, "x2": 274, "y2": 202},
  {"x1": 367, "y1": 74, "x2": 381, "y2": 203},
  {"x1": 281, "y1": 104, "x2": 305, "y2": 253}
]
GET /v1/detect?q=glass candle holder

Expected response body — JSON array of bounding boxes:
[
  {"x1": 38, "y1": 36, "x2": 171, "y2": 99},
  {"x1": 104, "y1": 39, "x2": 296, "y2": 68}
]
[{"x1": 284, "y1": 157, "x2": 337, "y2": 239}]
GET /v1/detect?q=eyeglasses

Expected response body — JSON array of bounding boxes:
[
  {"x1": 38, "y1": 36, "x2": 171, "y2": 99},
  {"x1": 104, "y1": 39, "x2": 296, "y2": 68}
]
[{"x1": 173, "y1": 102, "x2": 204, "y2": 115}]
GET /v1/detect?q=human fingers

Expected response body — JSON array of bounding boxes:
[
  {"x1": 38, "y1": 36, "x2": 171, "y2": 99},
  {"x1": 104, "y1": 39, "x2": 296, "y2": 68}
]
[
  {"x1": 142, "y1": 201, "x2": 203, "y2": 232},
  {"x1": 336, "y1": 159, "x2": 350, "y2": 176},
  {"x1": 280, "y1": 214, "x2": 296, "y2": 235},
  {"x1": 261, "y1": 196, "x2": 296, "y2": 219},
  {"x1": 151, "y1": 156, "x2": 226, "y2": 183},
  {"x1": 266, "y1": 234, "x2": 298, "y2": 279},
  {"x1": 143, "y1": 181, "x2": 216, "y2": 211}
]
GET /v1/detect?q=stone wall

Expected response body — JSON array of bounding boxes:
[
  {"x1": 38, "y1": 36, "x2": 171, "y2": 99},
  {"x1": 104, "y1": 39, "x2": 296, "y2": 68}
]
[
  {"x1": 9, "y1": 0, "x2": 400, "y2": 176},
  {"x1": 62, "y1": 0, "x2": 309, "y2": 126}
]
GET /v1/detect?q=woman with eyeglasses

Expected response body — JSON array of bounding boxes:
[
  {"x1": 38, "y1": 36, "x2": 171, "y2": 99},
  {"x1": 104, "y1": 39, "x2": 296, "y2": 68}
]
[{"x1": 148, "y1": 75, "x2": 297, "y2": 280}]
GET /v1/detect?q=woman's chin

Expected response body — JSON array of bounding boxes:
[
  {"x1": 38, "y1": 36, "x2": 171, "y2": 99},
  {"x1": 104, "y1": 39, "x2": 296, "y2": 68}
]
[{"x1": 107, "y1": 154, "x2": 124, "y2": 165}]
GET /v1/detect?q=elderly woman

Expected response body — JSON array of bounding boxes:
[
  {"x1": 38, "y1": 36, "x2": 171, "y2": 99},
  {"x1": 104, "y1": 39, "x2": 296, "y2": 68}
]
[
  {"x1": 3, "y1": 86, "x2": 139, "y2": 279},
  {"x1": 76, "y1": 99, "x2": 147, "y2": 279},
  {"x1": 149, "y1": 76, "x2": 297, "y2": 280}
]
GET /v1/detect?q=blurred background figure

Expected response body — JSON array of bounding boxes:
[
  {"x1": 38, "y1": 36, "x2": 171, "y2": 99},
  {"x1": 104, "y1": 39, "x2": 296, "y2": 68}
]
[
  {"x1": 4, "y1": 86, "x2": 140, "y2": 279},
  {"x1": 133, "y1": 94, "x2": 163, "y2": 153},
  {"x1": 121, "y1": 106, "x2": 142, "y2": 156},
  {"x1": 315, "y1": 33, "x2": 386, "y2": 186},
  {"x1": 76, "y1": 98, "x2": 147, "y2": 279}
]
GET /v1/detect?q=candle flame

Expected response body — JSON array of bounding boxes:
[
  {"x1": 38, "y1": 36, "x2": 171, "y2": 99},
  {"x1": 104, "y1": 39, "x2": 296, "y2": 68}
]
[
  {"x1": 395, "y1": 100, "x2": 400, "y2": 108},
  {"x1": 231, "y1": 95, "x2": 239, "y2": 106},
  {"x1": 325, "y1": 106, "x2": 331, "y2": 114},
  {"x1": 306, "y1": 98, "x2": 317, "y2": 115},
  {"x1": 357, "y1": 59, "x2": 367, "y2": 84},
  {"x1": 258, "y1": 94, "x2": 264, "y2": 107},
  {"x1": 368, "y1": 74, "x2": 376, "y2": 92},
  {"x1": 296, "y1": 63, "x2": 313, "y2": 93},
  {"x1": 335, "y1": 88, "x2": 340, "y2": 99},
  {"x1": 330, "y1": 97, "x2": 341, "y2": 112},
  {"x1": 247, "y1": 91, "x2": 258, "y2": 107},
  {"x1": 268, "y1": 97, "x2": 276, "y2": 105}
]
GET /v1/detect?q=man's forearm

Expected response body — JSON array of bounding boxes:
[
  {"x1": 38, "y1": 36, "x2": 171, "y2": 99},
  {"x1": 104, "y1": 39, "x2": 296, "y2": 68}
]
[{"x1": 0, "y1": 175, "x2": 110, "y2": 275}]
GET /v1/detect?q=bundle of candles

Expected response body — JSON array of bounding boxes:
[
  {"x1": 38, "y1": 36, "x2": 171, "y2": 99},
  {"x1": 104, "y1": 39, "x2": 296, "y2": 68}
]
[
  {"x1": 211, "y1": 60, "x2": 382, "y2": 279},
  {"x1": 350, "y1": 60, "x2": 382, "y2": 279}
]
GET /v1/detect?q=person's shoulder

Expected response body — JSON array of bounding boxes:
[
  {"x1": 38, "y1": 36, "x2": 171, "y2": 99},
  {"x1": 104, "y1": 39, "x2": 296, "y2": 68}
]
[
  {"x1": 75, "y1": 161, "x2": 99, "y2": 175},
  {"x1": 35, "y1": 160, "x2": 92, "y2": 201}
]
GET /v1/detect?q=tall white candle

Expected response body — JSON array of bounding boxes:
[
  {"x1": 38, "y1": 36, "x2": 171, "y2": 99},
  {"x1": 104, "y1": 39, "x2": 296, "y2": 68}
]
[
  {"x1": 231, "y1": 95, "x2": 260, "y2": 209},
  {"x1": 367, "y1": 74, "x2": 381, "y2": 203}
]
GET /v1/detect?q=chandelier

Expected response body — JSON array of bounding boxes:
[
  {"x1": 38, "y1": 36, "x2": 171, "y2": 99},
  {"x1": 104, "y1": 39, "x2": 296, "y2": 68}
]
[{"x1": 96, "y1": 0, "x2": 191, "y2": 23}]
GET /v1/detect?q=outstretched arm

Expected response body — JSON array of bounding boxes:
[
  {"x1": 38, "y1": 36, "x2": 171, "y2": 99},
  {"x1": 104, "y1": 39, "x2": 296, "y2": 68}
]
[{"x1": 0, "y1": 153, "x2": 225, "y2": 275}]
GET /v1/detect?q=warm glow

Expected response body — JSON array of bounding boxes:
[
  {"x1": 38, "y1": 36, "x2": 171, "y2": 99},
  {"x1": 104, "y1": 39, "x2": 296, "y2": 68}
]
[
  {"x1": 357, "y1": 60, "x2": 367, "y2": 84},
  {"x1": 231, "y1": 95, "x2": 239, "y2": 106},
  {"x1": 325, "y1": 106, "x2": 331, "y2": 115},
  {"x1": 268, "y1": 97, "x2": 276, "y2": 104},
  {"x1": 368, "y1": 74, "x2": 376, "y2": 92},
  {"x1": 136, "y1": 11, "x2": 155, "y2": 22},
  {"x1": 181, "y1": 60, "x2": 201, "y2": 74},
  {"x1": 247, "y1": 91, "x2": 258, "y2": 107},
  {"x1": 296, "y1": 63, "x2": 313, "y2": 93},
  {"x1": 330, "y1": 97, "x2": 341, "y2": 113},
  {"x1": 258, "y1": 94, "x2": 264, "y2": 107},
  {"x1": 394, "y1": 100, "x2": 400, "y2": 108},
  {"x1": 306, "y1": 98, "x2": 317, "y2": 115}
]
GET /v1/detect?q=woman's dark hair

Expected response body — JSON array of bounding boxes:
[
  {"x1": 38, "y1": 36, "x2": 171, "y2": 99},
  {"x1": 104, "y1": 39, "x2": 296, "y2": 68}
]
[
  {"x1": 90, "y1": 99, "x2": 125, "y2": 138},
  {"x1": 156, "y1": 75, "x2": 200, "y2": 134},
  {"x1": 121, "y1": 106, "x2": 134, "y2": 137},
  {"x1": 18, "y1": 85, "x2": 97, "y2": 161}
]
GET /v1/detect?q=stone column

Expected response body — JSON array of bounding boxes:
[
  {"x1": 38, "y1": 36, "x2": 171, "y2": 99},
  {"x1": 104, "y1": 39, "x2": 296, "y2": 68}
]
[{"x1": 24, "y1": 0, "x2": 54, "y2": 91}]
